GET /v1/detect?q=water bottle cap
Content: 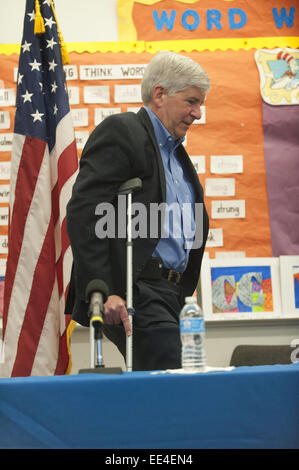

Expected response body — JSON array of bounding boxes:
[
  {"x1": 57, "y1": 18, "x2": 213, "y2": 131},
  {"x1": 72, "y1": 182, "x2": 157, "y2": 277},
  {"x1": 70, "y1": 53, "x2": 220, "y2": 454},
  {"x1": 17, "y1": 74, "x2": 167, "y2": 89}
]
[{"x1": 185, "y1": 296, "x2": 197, "y2": 303}]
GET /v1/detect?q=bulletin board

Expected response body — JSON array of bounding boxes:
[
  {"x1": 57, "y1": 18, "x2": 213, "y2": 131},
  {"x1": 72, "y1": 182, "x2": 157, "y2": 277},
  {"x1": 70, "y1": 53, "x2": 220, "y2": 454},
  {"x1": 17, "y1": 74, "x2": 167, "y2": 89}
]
[
  {"x1": 117, "y1": 0, "x2": 299, "y2": 258},
  {"x1": 0, "y1": 48, "x2": 272, "y2": 259},
  {"x1": 0, "y1": 0, "x2": 298, "y2": 291}
]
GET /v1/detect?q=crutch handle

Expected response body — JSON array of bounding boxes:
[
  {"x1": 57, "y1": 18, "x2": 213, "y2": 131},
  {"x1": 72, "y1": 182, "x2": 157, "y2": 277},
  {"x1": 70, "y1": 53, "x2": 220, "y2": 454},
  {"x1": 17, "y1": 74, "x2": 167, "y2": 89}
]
[{"x1": 118, "y1": 177, "x2": 142, "y2": 195}]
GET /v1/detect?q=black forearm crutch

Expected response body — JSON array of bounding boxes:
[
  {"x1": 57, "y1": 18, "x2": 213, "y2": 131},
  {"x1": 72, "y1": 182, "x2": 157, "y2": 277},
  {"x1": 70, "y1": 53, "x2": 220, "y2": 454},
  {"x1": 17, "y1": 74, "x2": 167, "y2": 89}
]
[{"x1": 118, "y1": 178, "x2": 142, "y2": 372}]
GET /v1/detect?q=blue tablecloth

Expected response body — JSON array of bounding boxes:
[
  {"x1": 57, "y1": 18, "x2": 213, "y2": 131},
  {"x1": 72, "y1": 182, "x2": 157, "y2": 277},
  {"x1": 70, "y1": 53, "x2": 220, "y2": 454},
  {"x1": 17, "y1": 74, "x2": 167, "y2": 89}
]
[{"x1": 0, "y1": 363, "x2": 299, "y2": 449}]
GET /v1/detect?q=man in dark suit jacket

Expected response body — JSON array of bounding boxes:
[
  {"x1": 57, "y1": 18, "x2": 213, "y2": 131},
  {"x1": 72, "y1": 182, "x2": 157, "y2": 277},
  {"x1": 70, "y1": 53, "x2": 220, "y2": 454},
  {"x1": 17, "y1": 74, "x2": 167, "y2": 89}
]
[{"x1": 66, "y1": 51, "x2": 210, "y2": 371}]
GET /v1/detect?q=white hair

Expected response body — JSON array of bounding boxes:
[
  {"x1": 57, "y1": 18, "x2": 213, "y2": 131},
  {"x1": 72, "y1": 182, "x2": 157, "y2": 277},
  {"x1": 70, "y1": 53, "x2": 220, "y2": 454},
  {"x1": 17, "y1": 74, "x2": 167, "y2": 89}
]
[{"x1": 141, "y1": 51, "x2": 211, "y2": 105}]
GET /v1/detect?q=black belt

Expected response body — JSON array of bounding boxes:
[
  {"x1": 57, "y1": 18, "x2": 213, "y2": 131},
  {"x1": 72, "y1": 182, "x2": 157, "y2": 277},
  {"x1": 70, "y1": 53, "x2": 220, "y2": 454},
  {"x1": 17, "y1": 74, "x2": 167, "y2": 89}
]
[{"x1": 138, "y1": 257, "x2": 183, "y2": 285}]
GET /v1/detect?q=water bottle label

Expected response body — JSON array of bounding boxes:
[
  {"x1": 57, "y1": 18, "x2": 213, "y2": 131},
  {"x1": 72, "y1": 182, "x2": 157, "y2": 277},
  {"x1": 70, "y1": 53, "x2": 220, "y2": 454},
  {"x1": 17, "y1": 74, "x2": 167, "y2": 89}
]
[{"x1": 180, "y1": 317, "x2": 205, "y2": 333}]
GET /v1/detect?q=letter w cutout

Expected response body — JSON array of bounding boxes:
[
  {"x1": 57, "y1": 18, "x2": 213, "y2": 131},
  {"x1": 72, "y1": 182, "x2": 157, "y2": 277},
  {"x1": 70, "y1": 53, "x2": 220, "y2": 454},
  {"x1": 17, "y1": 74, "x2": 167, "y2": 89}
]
[
  {"x1": 272, "y1": 7, "x2": 295, "y2": 28},
  {"x1": 153, "y1": 9, "x2": 176, "y2": 31}
]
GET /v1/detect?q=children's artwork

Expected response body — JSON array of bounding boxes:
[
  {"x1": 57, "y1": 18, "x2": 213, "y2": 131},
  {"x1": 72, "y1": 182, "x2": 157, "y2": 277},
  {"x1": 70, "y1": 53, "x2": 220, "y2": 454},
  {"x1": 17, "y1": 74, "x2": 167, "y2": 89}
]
[
  {"x1": 201, "y1": 257, "x2": 282, "y2": 321},
  {"x1": 295, "y1": 272, "x2": 299, "y2": 309},
  {"x1": 279, "y1": 256, "x2": 299, "y2": 318},
  {"x1": 255, "y1": 48, "x2": 299, "y2": 106}
]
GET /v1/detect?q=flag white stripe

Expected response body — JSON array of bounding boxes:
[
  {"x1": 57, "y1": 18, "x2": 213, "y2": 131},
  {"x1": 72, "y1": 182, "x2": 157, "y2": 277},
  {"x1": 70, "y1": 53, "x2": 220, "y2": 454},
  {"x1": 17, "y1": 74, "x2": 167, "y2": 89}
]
[
  {"x1": 59, "y1": 171, "x2": 77, "y2": 222},
  {"x1": 9, "y1": 134, "x2": 26, "y2": 224},
  {"x1": 50, "y1": 112, "x2": 77, "y2": 189}
]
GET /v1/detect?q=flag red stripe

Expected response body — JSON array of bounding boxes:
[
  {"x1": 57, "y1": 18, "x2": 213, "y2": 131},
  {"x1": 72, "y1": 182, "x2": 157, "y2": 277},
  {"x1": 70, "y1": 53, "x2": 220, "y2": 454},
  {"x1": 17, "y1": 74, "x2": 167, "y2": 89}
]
[
  {"x1": 51, "y1": 183, "x2": 59, "y2": 226},
  {"x1": 2, "y1": 137, "x2": 46, "y2": 336}
]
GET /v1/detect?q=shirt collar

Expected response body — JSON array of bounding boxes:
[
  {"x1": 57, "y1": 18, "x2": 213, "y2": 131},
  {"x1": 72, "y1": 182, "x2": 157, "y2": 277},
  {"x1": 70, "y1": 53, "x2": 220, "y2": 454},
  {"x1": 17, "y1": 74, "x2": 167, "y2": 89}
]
[{"x1": 144, "y1": 106, "x2": 185, "y2": 151}]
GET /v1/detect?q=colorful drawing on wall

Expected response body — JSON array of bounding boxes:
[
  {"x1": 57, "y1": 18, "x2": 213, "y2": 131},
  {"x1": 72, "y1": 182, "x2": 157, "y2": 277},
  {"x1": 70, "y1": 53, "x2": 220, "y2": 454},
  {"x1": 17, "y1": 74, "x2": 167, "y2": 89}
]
[
  {"x1": 255, "y1": 48, "x2": 299, "y2": 105},
  {"x1": 279, "y1": 256, "x2": 299, "y2": 318},
  {"x1": 293, "y1": 266, "x2": 299, "y2": 309},
  {"x1": 211, "y1": 265, "x2": 273, "y2": 314},
  {"x1": 201, "y1": 257, "x2": 282, "y2": 321}
]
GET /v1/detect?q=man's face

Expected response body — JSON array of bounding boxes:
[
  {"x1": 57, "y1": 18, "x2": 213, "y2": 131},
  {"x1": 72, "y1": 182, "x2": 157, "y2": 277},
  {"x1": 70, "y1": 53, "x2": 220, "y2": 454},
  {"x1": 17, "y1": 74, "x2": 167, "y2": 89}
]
[{"x1": 157, "y1": 87, "x2": 205, "y2": 139}]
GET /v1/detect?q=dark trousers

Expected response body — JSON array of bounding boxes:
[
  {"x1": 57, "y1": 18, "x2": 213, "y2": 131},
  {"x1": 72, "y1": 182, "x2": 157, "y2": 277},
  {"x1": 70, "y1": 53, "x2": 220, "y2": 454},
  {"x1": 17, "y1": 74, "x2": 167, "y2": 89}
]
[{"x1": 103, "y1": 278, "x2": 184, "y2": 371}]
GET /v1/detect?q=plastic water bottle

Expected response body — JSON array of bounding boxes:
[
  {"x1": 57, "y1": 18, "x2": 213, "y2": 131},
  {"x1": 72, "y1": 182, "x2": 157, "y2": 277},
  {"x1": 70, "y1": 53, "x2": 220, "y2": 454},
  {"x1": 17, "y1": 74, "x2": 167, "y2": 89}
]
[{"x1": 180, "y1": 296, "x2": 206, "y2": 371}]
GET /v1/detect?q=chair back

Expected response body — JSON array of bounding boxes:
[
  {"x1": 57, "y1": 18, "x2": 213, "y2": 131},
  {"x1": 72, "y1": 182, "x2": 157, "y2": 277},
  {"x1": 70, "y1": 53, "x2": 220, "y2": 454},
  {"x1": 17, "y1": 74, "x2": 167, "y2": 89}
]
[{"x1": 230, "y1": 344, "x2": 294, "y2": 367}]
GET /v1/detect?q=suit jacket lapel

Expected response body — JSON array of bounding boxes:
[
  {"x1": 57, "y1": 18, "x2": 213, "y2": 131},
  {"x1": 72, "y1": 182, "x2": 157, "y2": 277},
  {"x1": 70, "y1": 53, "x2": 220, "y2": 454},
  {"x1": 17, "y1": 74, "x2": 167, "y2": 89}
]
[{"x1": 137, "y1": 107, "x2": 166, "y2": 202}]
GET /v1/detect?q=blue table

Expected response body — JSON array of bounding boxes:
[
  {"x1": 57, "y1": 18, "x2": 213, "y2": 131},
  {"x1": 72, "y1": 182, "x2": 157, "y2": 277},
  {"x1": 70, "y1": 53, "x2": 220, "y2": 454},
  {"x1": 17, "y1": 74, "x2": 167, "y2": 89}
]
[{"x1": 0, "y1": 363, "x2": 299, "y2": 449}]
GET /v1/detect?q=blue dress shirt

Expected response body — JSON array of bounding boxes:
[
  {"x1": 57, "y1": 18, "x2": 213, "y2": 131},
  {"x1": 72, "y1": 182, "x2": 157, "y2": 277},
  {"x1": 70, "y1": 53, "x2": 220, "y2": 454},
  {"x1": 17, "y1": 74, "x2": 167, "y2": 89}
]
[{"x1": 144, "y1": 106, "x2": 196, "y2": 273}]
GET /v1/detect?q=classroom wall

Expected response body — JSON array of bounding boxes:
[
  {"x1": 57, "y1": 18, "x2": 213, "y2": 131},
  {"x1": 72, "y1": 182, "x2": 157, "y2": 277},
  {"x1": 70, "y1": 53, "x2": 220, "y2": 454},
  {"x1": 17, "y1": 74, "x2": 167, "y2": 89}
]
[
  {"x1": 1, "y1": 1, "x2": 298, "y2": 372},
  {"x1": 0, "y1": 0, "x2": 118, "y2": 44}
]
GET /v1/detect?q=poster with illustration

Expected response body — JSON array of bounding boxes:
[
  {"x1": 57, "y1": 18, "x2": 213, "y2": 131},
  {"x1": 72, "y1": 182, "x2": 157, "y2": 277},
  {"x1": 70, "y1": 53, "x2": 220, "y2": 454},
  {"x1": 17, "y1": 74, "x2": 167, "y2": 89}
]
[
  {"x1": 201, "y1": 257, "x2": 282, "y2": 321},
  {"x1": 255, "y1": 48, "x2": 299, "y2": 106}
]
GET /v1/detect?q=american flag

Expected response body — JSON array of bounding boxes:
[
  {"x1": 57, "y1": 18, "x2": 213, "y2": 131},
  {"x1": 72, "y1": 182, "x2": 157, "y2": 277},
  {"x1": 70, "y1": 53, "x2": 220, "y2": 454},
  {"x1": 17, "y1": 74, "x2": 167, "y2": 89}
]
[{"x1": 0, "y1": 0, "x2": 78, "y2": 377}]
